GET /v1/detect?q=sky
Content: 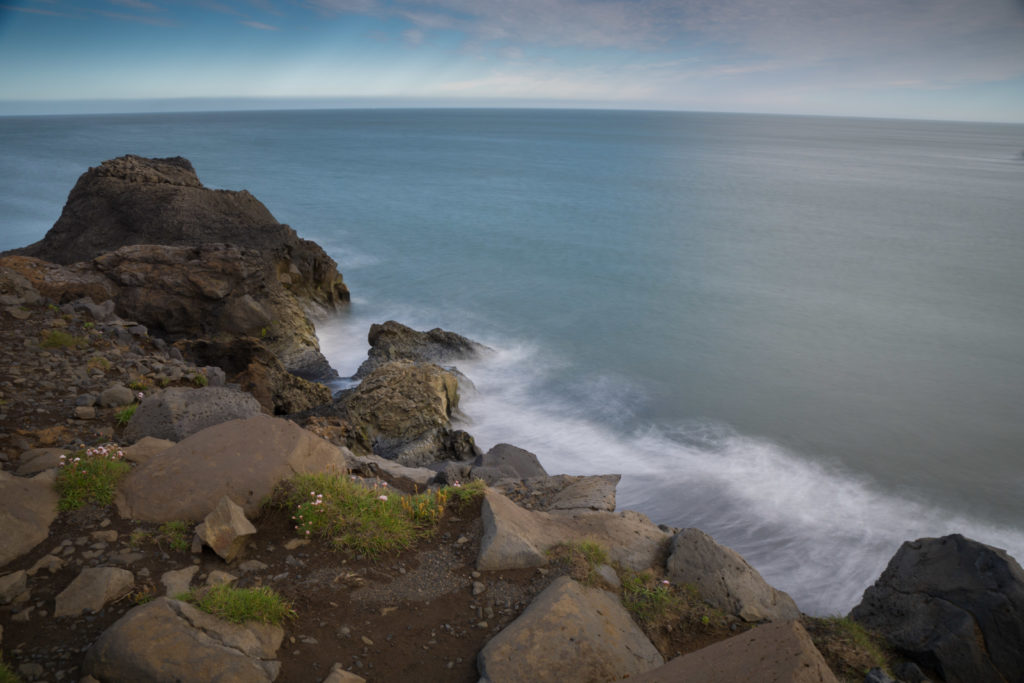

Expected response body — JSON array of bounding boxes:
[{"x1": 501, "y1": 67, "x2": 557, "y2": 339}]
[{"x1": 1, "y1": 0, "x2": 1023, "y2": 122}]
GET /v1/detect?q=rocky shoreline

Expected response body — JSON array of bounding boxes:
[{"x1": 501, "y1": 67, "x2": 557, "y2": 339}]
[{"x1": 1, "y1": 156, "x2": 1022, "y2": 683}]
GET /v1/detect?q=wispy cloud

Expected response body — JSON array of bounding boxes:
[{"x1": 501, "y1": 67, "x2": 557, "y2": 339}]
[
  {"x1": 242, "y1": 19, "x2": 277, "y2": 29},
  {"x1": 0, "y1": 2, "x2": 66, "y2": 16},
  {"x1": 91, "y1": 9, "x2": 175, "y2": 26},
  {"x1": 107, "y1": 0, "x2": 160, "y2": 11}
]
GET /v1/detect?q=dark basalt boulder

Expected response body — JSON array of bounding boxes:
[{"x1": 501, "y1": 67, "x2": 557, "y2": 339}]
[
  {"x1": 9, "y1": 155, "x2": 348, "y2": 310},
  {"x1": 850, "y1": 534, "x2": 1024, "y2": 683},
  {"x1": 354, "y1": 320, "x2": 486, "y2": 378},
  {"x1": 1, "y1": 155, "x2": 349, "y2": 381}
]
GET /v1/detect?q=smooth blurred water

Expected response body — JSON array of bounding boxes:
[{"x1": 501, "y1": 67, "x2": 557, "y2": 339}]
[{"x1": 2, "y1": 109, "x2": 1023, "y2": 613}]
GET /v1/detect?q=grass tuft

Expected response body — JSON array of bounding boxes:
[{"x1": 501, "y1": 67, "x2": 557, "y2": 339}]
[
  {"x1": 0, "y1": 656, "x2": 21, "y2": 683},
  {"x1": 56, "y1": 444, "x2": 132, "y2": 511},
  {"x1": 181, "y1": 585, "x2": 295, "y2": 625},
  {"x1": 548, "y1": 541, "x2": 610, "y2": 586},
  {"x1": 115, "y1": 403, "x2": 137, "y2": 426},
  {"x1": 158, "y1": 521, "x2": 192, "y2": 552},
  {"x1": 41, "y1": 329, "x2": 83, "y2": 349},
  {"x1": 285, "y1": 472, "x2": 485, "y2": 558},
  {"x1": 804, "y1": 615, "x2": 893, "y2": 680}
]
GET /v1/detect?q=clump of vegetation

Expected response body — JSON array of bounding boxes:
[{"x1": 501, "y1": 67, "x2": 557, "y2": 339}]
[
  {"x1": 804, "y1": 615, "x2": 894, "y2": 681},
  {"x1": 193, "y1": 373, "x2": 208, "y2": 387},
  {"x1": 158, "y1": 521, "x2": 192, "y2": 552},
  {"x1": 87, "y1": 355, "x2": 111, "y2": 371},
  {"x1": 55, "y1": 444, "x2": 132, "y2": 511},
  {"x1": 127, "y1": 379, "x2": 148, "y2": 391},
  {"x1": 548, "y1": 541, "x2": 610, "y2": 586},
  {"x1": 41, "y1": 329, "x2": 83, "y2": 349},
  {"x1": 0, "y1": 655, "x2": 21, "y2": 683},
  {"x1": 181, "y1": 585, "x2": 295, "y2": 625},
  {"x1": 284, "y1": 473, "x2": 485, "y2": 558},
  {"x1": 115, "y1": 403, "x2": 137, "y2": 426}
]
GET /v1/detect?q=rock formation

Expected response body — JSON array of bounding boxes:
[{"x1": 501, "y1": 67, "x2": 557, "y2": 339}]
[
  {"x1": 355, "y1": 320, "x2": 486, "y2": 378},
  {"x1": 851, "y1": 534, "x2": 1024, "y2": 683}
]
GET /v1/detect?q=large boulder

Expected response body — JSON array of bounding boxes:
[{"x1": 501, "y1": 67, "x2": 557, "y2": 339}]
[
  {"x1": 117, "y1": 414, "x2": 350, "y2": 522},
  {"x1": 125, "y1": 386, "x2": 264, "y2": 442},
  {"x1": 317, "y1": 360, "x2": 464, "y2": 466},
  {"x1": 477, "y1": 490, "x2": 670, "y2": 572},
  {"x1": 82, "y1": 597, "x2": 283, "y2": 682},
  {"x1": 354, "y1": 320, "x2": 485, "y2": 378},
  {"x1": 477, "y1": 576, "x2": 663, "y2": 682},
  {"x1": 631, "y1": 620, "x2": 838, "y2": 683},
  {"x1": 0, "y1": 469, "x2": 59, "y2": 569},
  {"x1": 470, "y1": 444, "x2": 548, "y2": 485},
  {"x1": 850, "y1": 534, "x2": 1024, "y2": 683},
  {"x1": 665, "y1": 528, "x2": 800, "y2": 622},
  {"x1": 2, "y1": 155, "x2": 349, "y2": 379}
]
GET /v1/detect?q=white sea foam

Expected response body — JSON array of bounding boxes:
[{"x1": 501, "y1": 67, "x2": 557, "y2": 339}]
[{"x1": 453, "y1": 342, "x2": 1024, "y2": 615}]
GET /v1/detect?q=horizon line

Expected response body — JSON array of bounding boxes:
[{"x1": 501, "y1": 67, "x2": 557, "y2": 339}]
[{"x1": 1, "y1": 97, "x2": 1022, "y2": 126}]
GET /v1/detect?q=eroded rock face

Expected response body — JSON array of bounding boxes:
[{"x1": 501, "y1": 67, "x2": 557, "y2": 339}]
[
  {"x1": 117, "y1": 414, "x2": 350, "y2": 522},
  {"x1": 11, "y1": 155, "x2": 347, "y2": 307},
  {"x1": 82, "y1": 597, "x2": 283, "y2": 682},
  {"x1": 2, "y1": 155, "x2": 349, "y2": 380},
  {"x1": 665, "y1": 528, "x2": 801, "y2": 622},
  {"x1": 850, "y1": 534, "x2": 1024, "y2": 683},
  {"x1": 319, "y1": 360, "x2": 463, "y2": 465},
  {"x1": 631, "y1": 620, "x2": 837, "y2": 683},
  {"x1": 477, "y1": 576, "x2": 663, "y2": 682},
  {"x1": 354, "y1": 320, "x2": 485, "y2": 378}
]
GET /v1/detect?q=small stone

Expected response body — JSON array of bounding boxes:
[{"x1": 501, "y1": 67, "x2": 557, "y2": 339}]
[
  {"x1": 472, "y1": 581, "x2": 486, "y2": 596},
  {"x1": 361, "y1": 636, "x2": 374, "y2": 646},
  {"x1": 91, "y1": 530, "x2": 118, "y2": 543},
  {"x1": 74, "y1": 406, "x2": 96, "y2": 420},
  {"x1": 18, "y1": 662, "x2": 44, "y2": 678},
  {"x1": 195, "y1": 496, "x2": 257, "y2": 563},
  {"x1": 283, "y1": 538, "x2": 310, "y2": 551},
  {"x1": 0, "y1": 571, "x2": 28, "y2": 604},
  {"x1": 160, "y1": 566, "x2": 199, "y2": 597},
  {"x1": 237, "y1": 560, "x2": 268, "y2": 573},
  {"x1": 205, "y1": 570, "x2": 237, "y2": 587},
  {"x1": 456, "y1": 536, "x2": 469, "y2": 544},
  {"x1": 477, "y1": 621, "x2": 488, "y2": 629}
]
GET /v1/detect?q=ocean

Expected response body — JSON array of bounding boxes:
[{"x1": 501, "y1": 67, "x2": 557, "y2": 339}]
[{"x1": 2, "y1": 108, "x2": 1022, "y2": 614}]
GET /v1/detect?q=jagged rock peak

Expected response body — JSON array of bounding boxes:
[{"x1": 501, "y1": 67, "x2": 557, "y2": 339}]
[{"x1": 92, "y1": 155, "x2": 203, "y2": 188}]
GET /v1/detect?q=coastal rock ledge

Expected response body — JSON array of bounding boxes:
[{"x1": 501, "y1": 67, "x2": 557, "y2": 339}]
[{"x1": 1, "y1": 155, "x2": 350, "y2": 405}]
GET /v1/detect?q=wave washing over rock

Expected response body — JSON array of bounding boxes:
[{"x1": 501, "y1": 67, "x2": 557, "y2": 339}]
[{"x1": 1, "y1": 156, "x2": 1022, "y2": 683}]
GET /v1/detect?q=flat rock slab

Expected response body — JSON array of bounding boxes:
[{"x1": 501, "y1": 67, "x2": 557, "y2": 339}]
[
  {"x1": 55, "y1": 567, "x2": 134, "y2": 618},
  {"x1": 15, "y1": 448, "x2": 69, "y2": 475},
  {"x1": 0, "y1": 469, "x2": 59, "y2": 569},
  {"x1": 666, "y1": 528, "x2": 801, "y2": 622},
  {"x1": 478, "y1": 576, "x2": 662, "y2": 682},
  {"x1": 851, "y1": 534, "x2": 1024, "y2": 683},
  {"x1": 631, "y1": 620, "x2": 838, "y2": 682},
  {"x1": 477, "y1": 490, "x2": 670, "y2": 572},
  {"x1": 82, "y1": 597, "x2": 283, "y2": 682},
  {"x1": 117, "y1": 414, "x2": 350, "y2": 522},
  {"x1": 125, "y1": 386, "x2": 263, "y2": 442}
]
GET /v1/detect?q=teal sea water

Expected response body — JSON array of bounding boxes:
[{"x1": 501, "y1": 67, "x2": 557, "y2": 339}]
[{"x1": 2, "y1": 109, "x2": 1023, "y2": 614}]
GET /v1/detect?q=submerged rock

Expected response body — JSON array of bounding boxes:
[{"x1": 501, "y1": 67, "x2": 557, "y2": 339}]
[{"x1": 851, "y1": 534, "x2": 1024, "y2": 683}]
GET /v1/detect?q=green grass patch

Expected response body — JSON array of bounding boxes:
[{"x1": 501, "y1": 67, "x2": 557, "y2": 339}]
[
  {"x1": 548, "y1": 541, "x2": 610, "y2": 586},
  {"x1": 40, "y1": 329, "x2": 83, "y2": 349},
  {"x1": 805, "y1": 615, "x2": 893, "y2": 681},
  {"x1": 158, "y1": 521, "x2": 192, "y2": 552},
  {"x1": 181, "y1": 585, "x2": 295, "y2": 625},
  {"x1": 127, "y1": 379, "x2": 148, "y2": 391},
  {"x1": 0, "y1": 656, "x2": 21, "y2": 683},
  {"x1": 285, "y1": 472, "x2": 484, "y2": 558},
  {"x1": 193, "y1": 373, "x2": 209, "y2": 387},
  {"x1": 56, "y1": 444, "x2": 132, "y2": 511},
  {"x1": 622, "y1": 572, "x2": 685, "y2": 626},
  {"x1": 115, "y1": 403, "x2": 137, "y2": 426}
]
